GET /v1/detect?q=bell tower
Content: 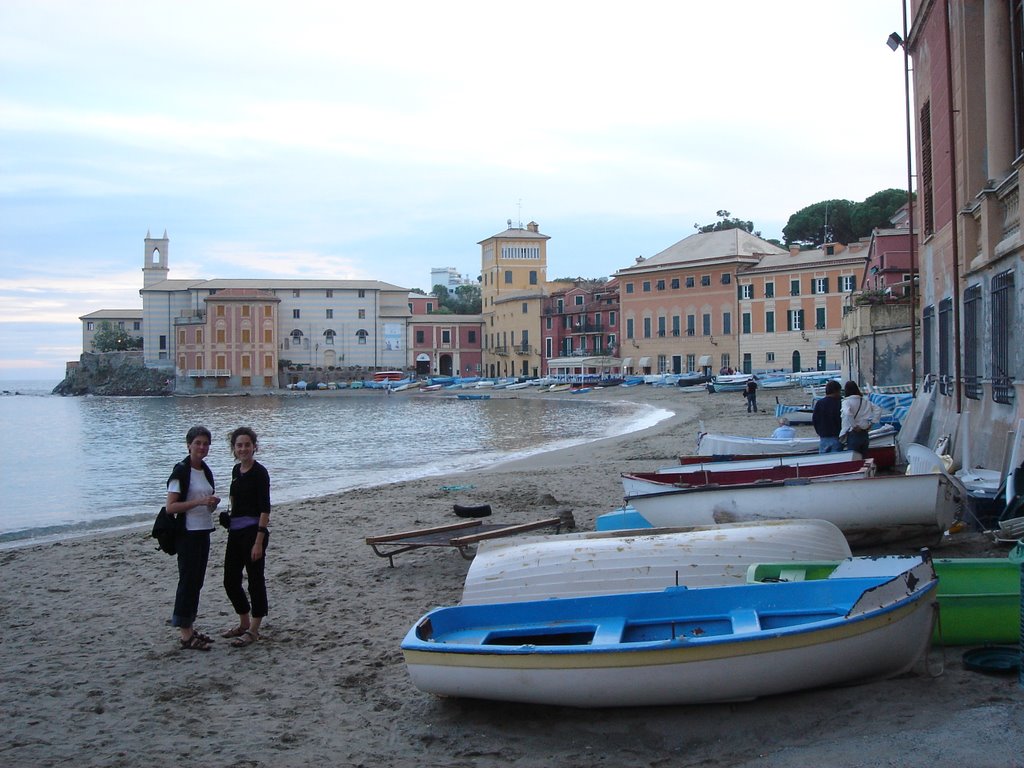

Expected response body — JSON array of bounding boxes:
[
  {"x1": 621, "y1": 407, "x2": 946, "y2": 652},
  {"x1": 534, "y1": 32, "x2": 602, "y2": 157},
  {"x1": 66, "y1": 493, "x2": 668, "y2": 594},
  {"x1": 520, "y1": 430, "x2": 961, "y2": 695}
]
[{"x1": 143, "y1": 229, "x2": 170, "y2": 287}]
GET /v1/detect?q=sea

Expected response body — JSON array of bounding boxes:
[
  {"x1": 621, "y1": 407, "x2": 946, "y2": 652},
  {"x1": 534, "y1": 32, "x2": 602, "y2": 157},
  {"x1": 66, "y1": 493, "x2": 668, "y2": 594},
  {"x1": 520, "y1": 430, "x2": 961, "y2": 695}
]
[{"x1": 0, "y1": 380, "x2": 670, "y2": 549}]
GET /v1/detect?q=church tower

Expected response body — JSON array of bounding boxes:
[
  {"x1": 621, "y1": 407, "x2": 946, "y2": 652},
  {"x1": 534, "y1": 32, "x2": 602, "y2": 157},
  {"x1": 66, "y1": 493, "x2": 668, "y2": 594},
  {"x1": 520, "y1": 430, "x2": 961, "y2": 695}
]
[{"x1": 143, "y1": 230, "x2": 170, "y2": 287}]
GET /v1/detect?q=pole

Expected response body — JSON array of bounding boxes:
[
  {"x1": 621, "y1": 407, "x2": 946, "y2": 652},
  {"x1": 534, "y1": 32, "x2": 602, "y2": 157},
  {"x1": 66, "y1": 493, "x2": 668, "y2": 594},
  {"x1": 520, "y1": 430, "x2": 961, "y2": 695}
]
[
  {"x1": 944, "y1": 0, "x2": 962, "y2": 413},
  {"x1": 902, "y1": 0, "x2": 918, "y2": 390}
]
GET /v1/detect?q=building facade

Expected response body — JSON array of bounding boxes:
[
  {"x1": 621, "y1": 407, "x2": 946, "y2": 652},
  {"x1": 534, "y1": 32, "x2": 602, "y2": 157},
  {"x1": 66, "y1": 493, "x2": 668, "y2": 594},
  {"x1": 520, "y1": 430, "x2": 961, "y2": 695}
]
[
  {"x1": 541, "y1": 279, "x2": 620, "y2": 372},
  {"x1": 479, "y1": 222, "x2": 549, "y2": 378},
  {"x1": 79, "y1": 309, "x2": 143, "y2": 352},
  {"x1": 408, "y1": 293, "x2": 483, "y2": 376}
]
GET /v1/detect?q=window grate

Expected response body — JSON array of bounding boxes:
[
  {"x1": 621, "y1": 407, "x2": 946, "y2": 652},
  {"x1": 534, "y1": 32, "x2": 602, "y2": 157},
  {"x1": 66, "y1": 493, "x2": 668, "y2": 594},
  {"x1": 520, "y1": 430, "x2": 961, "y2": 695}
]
[{"x1": 992, "y1": 270, "x2": 1015, "y2": 404}]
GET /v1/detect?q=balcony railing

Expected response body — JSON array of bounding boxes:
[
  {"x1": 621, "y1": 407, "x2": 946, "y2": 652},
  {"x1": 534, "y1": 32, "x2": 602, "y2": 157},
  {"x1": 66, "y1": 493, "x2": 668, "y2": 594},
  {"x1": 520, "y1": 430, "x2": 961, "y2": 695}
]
[
  {"x1": 514, "y1": 344, "x2": 532, "y2": 355},
  {"x1": 187, "y1": 369, "x2": 231, "y2": 378}
]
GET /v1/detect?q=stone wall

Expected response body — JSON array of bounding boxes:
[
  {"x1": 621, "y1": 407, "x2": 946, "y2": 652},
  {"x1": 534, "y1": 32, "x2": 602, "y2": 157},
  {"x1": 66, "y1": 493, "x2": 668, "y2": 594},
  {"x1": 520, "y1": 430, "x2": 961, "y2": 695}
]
[{"x1": 53, "y1": 352, "x2": 173, "y2": 396}]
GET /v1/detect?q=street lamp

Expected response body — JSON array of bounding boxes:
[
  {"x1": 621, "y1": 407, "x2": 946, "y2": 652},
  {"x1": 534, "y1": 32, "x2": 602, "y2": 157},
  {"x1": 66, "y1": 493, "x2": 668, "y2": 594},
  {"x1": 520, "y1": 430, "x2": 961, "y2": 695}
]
[{"x1": 887, "y1": 11, "x2": 918, "y2": 391}]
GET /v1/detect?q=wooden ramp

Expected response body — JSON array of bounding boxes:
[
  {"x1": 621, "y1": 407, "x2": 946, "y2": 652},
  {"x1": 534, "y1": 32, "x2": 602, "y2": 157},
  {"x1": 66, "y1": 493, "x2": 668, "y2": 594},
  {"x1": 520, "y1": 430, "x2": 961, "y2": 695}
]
[{"x1": 365, "y1": 517, "x2": 562, "y2": 567}]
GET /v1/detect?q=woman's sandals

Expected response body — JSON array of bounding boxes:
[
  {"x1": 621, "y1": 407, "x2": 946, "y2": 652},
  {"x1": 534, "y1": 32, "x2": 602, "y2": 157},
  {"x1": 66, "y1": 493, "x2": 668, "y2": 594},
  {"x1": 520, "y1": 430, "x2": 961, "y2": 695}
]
[{"x1": 231, "y1": 629, "x2": 258, "y2": 648}]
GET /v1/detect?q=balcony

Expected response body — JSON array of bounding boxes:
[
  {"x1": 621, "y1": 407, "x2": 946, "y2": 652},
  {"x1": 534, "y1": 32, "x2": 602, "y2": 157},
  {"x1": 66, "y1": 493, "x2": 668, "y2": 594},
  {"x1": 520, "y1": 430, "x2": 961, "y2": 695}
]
[
  {"x1": 514, "y1": 344, "x2": 533, "y2": 355},
  {"x1": 174, "y1": 311, "x2": 206, "y2": 326},
  {"x1": 187, "y1": 369, "x2": 231, "y2": 378},
  {"x1": 493, "y1": 346, "x2": 509, "y2": 356}
]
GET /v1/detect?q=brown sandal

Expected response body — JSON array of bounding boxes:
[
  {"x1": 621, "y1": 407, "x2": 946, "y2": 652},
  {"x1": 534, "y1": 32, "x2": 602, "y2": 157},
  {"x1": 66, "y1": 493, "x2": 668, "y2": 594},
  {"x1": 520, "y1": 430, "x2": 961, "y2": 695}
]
[
  {"x1": 231, "y1": 629, "x2": 258, "y2": 648},
  {"x1": 180, "y1": 633, "x2": 212, "y2": 651},
  {"x1": 220, "y1": 625, "x2": 249, "y2": 639}
]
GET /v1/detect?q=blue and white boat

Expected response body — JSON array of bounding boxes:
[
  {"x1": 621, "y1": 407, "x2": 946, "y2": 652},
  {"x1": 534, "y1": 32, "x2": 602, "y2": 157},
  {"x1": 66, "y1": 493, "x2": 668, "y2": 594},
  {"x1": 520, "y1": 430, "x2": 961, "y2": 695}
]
[{"x1": 402, "y1": 554, "x2": 938, "y2": 708}]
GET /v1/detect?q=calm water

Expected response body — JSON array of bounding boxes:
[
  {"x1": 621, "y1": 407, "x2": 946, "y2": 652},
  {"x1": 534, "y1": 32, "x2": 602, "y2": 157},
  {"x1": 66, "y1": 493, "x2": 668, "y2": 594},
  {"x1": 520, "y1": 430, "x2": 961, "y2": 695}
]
[{"x1": 0, "y1": 380, "x2": 668, "y2": 548}]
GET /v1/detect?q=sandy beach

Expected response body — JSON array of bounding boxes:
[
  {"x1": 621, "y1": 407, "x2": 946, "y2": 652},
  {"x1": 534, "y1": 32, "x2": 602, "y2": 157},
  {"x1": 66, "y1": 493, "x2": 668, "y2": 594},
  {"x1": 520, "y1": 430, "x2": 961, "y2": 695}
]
[{"x1": 2, "y1": 384, "x2": 1022, "y2": 768}]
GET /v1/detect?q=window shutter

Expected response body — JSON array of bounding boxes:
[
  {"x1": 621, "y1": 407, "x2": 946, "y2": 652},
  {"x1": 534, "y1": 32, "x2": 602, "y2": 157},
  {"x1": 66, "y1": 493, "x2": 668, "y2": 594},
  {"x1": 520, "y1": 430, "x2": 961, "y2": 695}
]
[{"x1": 799, "y1": 309, "x2": 805, "y2": 329}]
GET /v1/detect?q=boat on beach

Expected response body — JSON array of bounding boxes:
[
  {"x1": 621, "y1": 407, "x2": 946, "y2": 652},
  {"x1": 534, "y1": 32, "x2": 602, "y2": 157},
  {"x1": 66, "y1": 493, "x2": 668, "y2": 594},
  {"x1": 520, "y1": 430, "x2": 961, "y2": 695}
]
[
  {"x1": 402, "y1": 554, "x2": 938, "y2": 707},
  {"x1": 460, "y1": 519, "x2": 853, "y2": 606},
  {"x1": 678, "y1": 443, "x2": 898, "y2": 471},
  {"x1": 624, "y1": 471, "x2": 962, "y2": 545},
  {"x1": 621, "y1": 458, "x2": 874, "y2": 498},
  {"x1": 696, "y1": 425, "x2": 898, "y2": 457}
]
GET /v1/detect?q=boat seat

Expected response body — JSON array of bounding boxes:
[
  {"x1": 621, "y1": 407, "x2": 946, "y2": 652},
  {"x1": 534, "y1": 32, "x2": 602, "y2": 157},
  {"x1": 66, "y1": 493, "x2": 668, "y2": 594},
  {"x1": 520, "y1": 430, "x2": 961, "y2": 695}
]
[
  {"x1": 729, "y1": 609, "x2": 762, "y2": 634},
  {"x1": 591, "y1": 618, "x2": 627, "y2": 645}
]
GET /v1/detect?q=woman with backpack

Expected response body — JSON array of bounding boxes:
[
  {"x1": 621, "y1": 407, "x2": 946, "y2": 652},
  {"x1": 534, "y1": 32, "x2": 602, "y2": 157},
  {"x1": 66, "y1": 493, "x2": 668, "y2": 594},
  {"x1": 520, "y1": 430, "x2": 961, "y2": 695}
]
[{"x1": 165, "y1": 425, "x2": 220, "y2": 651}]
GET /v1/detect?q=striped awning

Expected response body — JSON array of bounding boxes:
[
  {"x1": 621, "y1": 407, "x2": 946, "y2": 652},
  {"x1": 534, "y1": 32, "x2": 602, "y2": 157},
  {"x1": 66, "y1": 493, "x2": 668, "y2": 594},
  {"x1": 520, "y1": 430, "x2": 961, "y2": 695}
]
[{"x1": 638, "y1": 357, "x2": 651, "y2": 367}]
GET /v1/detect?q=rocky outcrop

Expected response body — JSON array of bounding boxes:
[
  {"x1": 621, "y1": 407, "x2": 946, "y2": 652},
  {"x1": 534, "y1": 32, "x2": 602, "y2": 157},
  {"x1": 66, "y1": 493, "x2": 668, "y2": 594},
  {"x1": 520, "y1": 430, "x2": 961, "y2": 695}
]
[{"x1": 52, "y1": 352, "x2": 174, "y2": 396}]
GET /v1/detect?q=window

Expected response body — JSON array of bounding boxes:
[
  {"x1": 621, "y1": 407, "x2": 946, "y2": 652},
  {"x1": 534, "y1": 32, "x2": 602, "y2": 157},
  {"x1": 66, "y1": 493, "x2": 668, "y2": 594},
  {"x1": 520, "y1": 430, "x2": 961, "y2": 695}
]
[
  {"x1": 813, "y1": 277, "x2": 829, "y2": 294},
  {"x1": 701, "y1": 275, "x2": 711, "y2": 286},
  {"x1": 840, "y1": 275, "x2": 856, "y2": 292},
  {"x1": 530, "y1": 270, "x2": 538, "y2": 285},
  {"x1": 324, "y1": 329, "x2": 335, "y2": 345},
  {"x1": 686, "y1": 315, "x2": 695, "y2": 336},
  {"x1": 610, "y1": 311, "x2": 616, "y2": 326},
  {"x1": 686, "y1": 276, "x2": 695, "y2": 288},
  {"x1": 326, "y1": 289, "x2": 333, "y2": 298},
  {"x1": 764, "y1": 282, "x2": 775, "y2": 298},
  {"x1": 241, "y1": 329, "x2": 251, "y2": 344},
  {"x1": 118, "y1": 321, "x2": 125, "y2": 330},
  {"x1": 426, "y1": 302, "x2": 433, "y2": 313},
  {"x1": 790, "y1": 279, "x2": 801, "y2": 296},
  {"x1": 416, "y1": 330, "x2": 425, "y2": 344},
  {"x1": 326, "y1": 309, "x2": 333, "y2": 319},
  {"x1": 216, "y1": 305, "x2": 225, "y2": 317},
  {"x1": 815, "y1": 307, "x2": 826, "y2": 329},
  {"x1": 671, "y1": 278, "x2": 680, "y2": 289},
  {"x1": 356, "y1": 329, "x2": 368, "y2": 345},
  {"x1": 442, "y1": 330, "x2": 451, "y2": 344},
  {"x1": 920, "y1": 100, "x2": 934, "y2": 234},
  {"x1": 178, "y1": 330, "x2": 186, "y2": 345},
  {"x1": 626, "y1": 318, "x2": 635, "y2": 339},
  {"x1": 522, "y1": 302, "x2": 528, "y2": 314},
  {"x1": 657, "y1": 316, "x2": 666, "y2": 337},
  {"x1": 742, "y1": 312, "x2": 751, "y2": 334},
  {"x1": 702, "y1": 313, "x2": 711, "y2": 335},
  {"x1": 264, "y1": 305, "x2": 273, "y2": 317},
  {"x1": 656, "y1": 279, "x2": 666, "y2": 291},
  {"x1": 740, "y1": 284, "x2": 753, "y2": 300},
  {"x1": 86, "y1": 321, "x2": 94, "y2": 331},
  {"x1": 938, "y1": 297, "x2": 952, "y2": 394},
  {"x1": 642, "y1": 281, "x2": 651, "y2": 292},
  {"x1": 133, "y1": 321, "x2": 141, "y2": 331},
  {"x1": 625, "y1": 283, "x2": 634, "y2": 294},
  {"x1": 721, "y1": 274, "x2": 731, "y2": 285},
  {"x1": 293, "y1": 309, "x2": 301, "y2": 319},
  {"x1": 263, "y1": 329, "x2": 273, "y2": 344},
  {"x1": 643, "y1": 317, "x2": 652, "y2": 338},
  {"x1": 992, "y1": 270, "x2": 1014, "y2": 403},
  {"x1": 765, "y1": 311, "x2": 775, "y2": 333},
  {"x1": 766, "y1": 352, "x2": 775, "y2": 363},
  {"x1": 196, "y1": 329, "x2": 203, "y2": 344},
  {"x1": 358, "y1": 289, "x2": 366, "y2": 298},
  {"x1": 964, "y1": 285, "x2": 982, "y2": 399},
  {"x1": 671, "y1": 315, "x2": 680, "y2": 336},
  {"x1": 468, "y1": 330, "x2": 476, "y2": 343},
  {"x1": 241, "y1": 305, "x2": 250, "y2": 318},
  {"x1": 358, "y1": 309, "x2": 366, "y2": 319},
  {"x1": 722, "y1": 312, "x2": 731, "y2": 335},
  {"x1": 293, "y1": 290, "x2": 300, "y2": 298},
  {"x1": 504, "y1": 270, "x2": 513, "y2": 284},
  {"x1": 787, "y1": 309, "x2": 804, "y2": 331}
]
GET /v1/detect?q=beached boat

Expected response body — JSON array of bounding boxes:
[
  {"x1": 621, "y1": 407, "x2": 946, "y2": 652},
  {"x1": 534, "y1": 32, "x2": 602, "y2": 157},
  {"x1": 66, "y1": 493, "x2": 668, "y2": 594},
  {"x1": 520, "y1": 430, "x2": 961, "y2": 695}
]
[
  {"x1": 402, "y1": 554, "x2": 938, "y2": 707},
  {"x1": 547, "y1": 383, "x2": 572, "y2": 392},
  {"x1": 774, "y1": 403, "x2": 814, "y2": 424},
  {"x1": 679, "y1": 443, "x2": 898, "y2": 471},
  {"x1": 460, "y1": 519, "x2": 853, "y2": 605},
  {"x1": 505, "y1": 381, "x2": 531, "y2": 390},
  {"x1": 621, "y1": 459, "x2": 874, "y2": 498},
  {"x1": 696, "y1": 425, "x2": 897, "y2": 457},
  {"x1": 656, "y1": 450, "x2": 865, "y2": 474},
  {"x1": 372, "y1": 371, "x2": 405, "y2": 382},
  {"x1": 747, "y1": 557, "x2": 1019, "y2": 646},
  {"x1": 456, "y1": 393, "x2": 490, "y2": 401},
  {"x1": 625, "y1": 471, "x2": 962, "y2": 545}
]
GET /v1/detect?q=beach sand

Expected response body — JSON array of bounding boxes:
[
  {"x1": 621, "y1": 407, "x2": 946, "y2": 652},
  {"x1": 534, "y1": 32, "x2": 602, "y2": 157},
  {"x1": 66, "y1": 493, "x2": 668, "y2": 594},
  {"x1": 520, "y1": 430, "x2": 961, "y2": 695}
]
[{"x1": 2, "y1": 384, "x2": 1022, "y2": 767}]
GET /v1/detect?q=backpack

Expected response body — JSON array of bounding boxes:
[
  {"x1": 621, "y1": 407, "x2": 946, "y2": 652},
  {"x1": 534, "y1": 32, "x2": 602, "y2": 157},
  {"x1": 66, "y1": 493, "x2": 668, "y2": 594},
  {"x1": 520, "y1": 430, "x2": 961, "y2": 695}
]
[{"x1": 151, "y1": 506, "x2": 181, "y2": 554}]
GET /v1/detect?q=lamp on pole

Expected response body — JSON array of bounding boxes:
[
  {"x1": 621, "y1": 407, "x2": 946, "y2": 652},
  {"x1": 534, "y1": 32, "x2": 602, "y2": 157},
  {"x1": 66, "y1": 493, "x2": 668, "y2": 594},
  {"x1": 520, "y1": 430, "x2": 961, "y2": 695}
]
[{"x1": 887, "y1": 5, "x2": 918, "y2": 391}]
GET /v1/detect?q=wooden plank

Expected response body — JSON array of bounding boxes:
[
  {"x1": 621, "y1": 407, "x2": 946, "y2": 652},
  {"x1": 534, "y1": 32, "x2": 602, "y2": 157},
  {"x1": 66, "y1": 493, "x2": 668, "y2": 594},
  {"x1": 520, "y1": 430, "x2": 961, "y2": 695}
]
[
  {"x1": 449, "y1": 518, "x2": 562, "y2": 546},
  {"x1": 365, "y1": 519, "x2": 482, "y2": 544}
]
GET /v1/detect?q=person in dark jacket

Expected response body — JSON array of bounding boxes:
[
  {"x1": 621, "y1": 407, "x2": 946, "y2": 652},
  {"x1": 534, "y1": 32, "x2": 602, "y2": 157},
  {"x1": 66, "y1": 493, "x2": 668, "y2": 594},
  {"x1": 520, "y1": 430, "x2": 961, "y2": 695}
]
[
  {"x1": 743, "y1": 378, "x2": 758, "y2": 413},
  {"x1": 220, "y1": 426, "x2": 272, "y2": 648},
  {"x1": 812, "y1": 380, "x2": 843, "y2": 453},
  {"x1": 166, "y1": 425, "x2": 220, "y2": 650}
]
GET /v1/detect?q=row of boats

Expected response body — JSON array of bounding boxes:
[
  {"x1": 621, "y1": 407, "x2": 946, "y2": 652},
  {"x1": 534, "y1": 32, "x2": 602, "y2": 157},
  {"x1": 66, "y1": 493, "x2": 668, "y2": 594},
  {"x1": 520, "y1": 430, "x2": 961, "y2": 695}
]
[{"x1": 398, "y1": 422, "x2": 1023, "y2": 708}]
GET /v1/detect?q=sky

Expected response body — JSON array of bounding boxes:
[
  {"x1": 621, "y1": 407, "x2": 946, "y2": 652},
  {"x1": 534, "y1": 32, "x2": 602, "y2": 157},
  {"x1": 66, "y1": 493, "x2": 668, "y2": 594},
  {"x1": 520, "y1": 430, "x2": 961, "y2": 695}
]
[{"x1": 0, "y1": 0, "x2": 912, "y2": 381}]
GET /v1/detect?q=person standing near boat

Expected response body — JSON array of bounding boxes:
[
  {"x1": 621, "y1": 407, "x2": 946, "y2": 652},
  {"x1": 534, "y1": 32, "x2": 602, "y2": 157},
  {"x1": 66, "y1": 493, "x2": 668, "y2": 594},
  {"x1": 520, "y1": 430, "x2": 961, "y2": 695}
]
[
  {"x1": 166, "y1": 425, "x2": 220, "y2": 651},
  {"x1": 812, "y1": 380, "x2": 843, "y2": 454},
  {"x1": 839, "y1": 381, "x2": 882, "y2": 456},
  {"x1": 221, "y1": 426, "x2": 272, "y2": 648},
  {"x1": 743, "y1": 378, "x2": 758, "y2": 413}
]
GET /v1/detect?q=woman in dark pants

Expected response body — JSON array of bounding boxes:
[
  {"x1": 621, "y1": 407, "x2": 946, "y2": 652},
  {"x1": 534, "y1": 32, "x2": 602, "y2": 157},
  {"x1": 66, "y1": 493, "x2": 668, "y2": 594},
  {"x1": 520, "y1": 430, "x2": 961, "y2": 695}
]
[
  {"x1": 221, "y1": 426, "x2": 272, "y2": 648},
  {"x1": 166, "y1": 425, "x2": 220, "y2": 651}
]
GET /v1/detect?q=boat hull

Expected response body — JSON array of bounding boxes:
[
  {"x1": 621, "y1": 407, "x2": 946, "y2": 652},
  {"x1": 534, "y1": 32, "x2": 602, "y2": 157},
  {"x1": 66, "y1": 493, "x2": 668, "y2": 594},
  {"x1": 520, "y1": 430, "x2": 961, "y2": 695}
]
[
  {"x1": 622, "y1": 460, "x2": 872, "y2": 498},
  {"x1": 403, "y1": 557, "x2": 937, "y2": 707},
  {"x1": 697, "y1": 427, "x2": 897, "y2": 457},
  {"x1": 628, "y1": 472, "x2": 960, "y2": 544},
  {"x1": 461, "y1": 519, "x2": 853, "y2": 605}
]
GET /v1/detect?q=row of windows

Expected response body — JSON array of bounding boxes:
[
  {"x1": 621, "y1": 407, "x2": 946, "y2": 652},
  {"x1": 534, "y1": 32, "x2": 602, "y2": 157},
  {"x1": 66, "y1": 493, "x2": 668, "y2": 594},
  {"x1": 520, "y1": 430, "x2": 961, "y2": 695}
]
[
  {"x1": 290, "y1": 308, "x2": 368, "y2": 320},
  {"x1": 85, "y1": 320, "x2": 142, "y2": 331},
  {"x1": 622, "y1": 308, "x2": 823, "y2": 338},
  {"x1": 414, "y1": 329, "x2": 478, "y2": 344},
  {"x1": 284, "y1": 289, "x2": 366, "y2": 299},
  {"x1": 178, "y1": 354, "x2": 275, "y2": 370},
  {"x1": 181, "y1": 329, "x2": 275, "y2": 345},
  {"x1": 500, "y1": 246, "x2": 541, "y2": 259},
  {"x1": 622, "y1": 275, "x2": 856, "y2": 297},
  {"x1": 213, "y1": 304, "x2": 275, "y2": 318}
]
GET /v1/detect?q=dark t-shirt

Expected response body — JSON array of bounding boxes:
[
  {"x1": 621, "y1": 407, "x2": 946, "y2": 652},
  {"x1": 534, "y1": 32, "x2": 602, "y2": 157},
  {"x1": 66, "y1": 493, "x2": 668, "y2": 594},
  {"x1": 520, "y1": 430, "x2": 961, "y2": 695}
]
[
  {"x1": 229, "y1": 460, "x2": 271, "y2": 519},
  {"x1": 812, "y1": 396, "x2": 842, "y2": 438}
]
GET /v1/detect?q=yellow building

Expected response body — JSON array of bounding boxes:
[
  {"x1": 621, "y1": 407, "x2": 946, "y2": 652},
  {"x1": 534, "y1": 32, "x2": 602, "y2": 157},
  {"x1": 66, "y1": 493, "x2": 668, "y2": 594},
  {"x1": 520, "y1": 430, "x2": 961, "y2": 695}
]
[{"x1": 479, "y1": 221, "x2": 549, "y2": 378}]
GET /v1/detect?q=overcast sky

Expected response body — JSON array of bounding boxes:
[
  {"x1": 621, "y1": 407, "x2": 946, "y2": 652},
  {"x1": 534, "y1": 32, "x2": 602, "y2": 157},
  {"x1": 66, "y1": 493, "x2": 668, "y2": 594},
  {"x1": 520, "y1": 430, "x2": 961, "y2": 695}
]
[{"x1": 0, "y1": 1, "x2": 911, "y2": 381}]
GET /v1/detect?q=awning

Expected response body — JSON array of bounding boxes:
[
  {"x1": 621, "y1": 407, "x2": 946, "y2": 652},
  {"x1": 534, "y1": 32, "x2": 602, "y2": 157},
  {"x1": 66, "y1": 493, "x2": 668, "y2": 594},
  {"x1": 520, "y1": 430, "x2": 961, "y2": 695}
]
[
  {"x1": 698, "y1": 355, "x2": 713, "y2": 366},
  {"x1": 621, "y1": 357, "x2": 632, "y2": 368},
  {"x1": 638, "y1": 357, "x2": 651, "y2": 367}
]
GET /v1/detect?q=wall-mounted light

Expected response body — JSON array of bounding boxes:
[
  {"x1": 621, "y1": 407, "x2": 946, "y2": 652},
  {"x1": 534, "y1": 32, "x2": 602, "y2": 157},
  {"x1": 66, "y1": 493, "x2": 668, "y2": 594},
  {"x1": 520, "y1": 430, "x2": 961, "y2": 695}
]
[
  {"x1": 886, "y1": 31, "x2": 903, "y2": 51},
  {"x1": 801, "y1": 330, "x2": 809, "y2": 341},
  {"x1": 709, "y1": 336, "x2": 718, "y2": 346}
]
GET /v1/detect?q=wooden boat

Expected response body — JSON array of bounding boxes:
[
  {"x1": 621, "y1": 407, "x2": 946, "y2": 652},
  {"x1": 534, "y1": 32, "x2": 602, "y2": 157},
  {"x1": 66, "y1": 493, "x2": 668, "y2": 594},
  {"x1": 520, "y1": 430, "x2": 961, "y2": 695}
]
[
  {"x1": 547, "y1": 383, "x2": 571, "y2": 392},
  {"x1": 656, "y1": 450, "x2": 864, "y2": 474},
  {"x1": 679, "y1": 444, "x2": 898, "y2": 471},
  {"x1": 747, "y1": 557, "x2": 1019, "y2": 646},
  {"x1": 420, "y1": 384, "x2": 443, "y2": 392},
  {"x1": 456, "y1": 393, "x2": 490, "y2": 401},
  {"x1": 505, "y1": 381, "x2": 531, "y2": 390},
  {"x1": 623, "y1": 459, "x2": 873, "y2": 498},
  {"x1": 696, "y1": 425, "x2": 897, "y2": 457},
  {"x1": 402, "y1": 554, "x2": 938, "y2": 707},
  {"x1": 774, "y1": 403, "x2": 814, "y2": 424},
  {"x1": 372, "y1": 371, "x2": 405, "y2": 382},
  {"x1": 460, "y1": 519, "x2": 853, "y2": 605},
  {"x1": 626, "y1": 471, "x2": 962, "y2": 545}
]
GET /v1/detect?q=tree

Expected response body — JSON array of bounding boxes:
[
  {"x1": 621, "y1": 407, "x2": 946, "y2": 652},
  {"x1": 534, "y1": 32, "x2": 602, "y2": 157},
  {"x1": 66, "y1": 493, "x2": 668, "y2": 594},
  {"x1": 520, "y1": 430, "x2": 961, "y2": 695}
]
[
  {"x1": 694, "y1": 210, "x2": 759, "y2": 237},
  {"x1": 783, "y1": 199, "x2": 856, "y2": 247},
  {"x1": 850, "y1": 188, "x2": 911, "y2": 235},
  {"x1": 91, "y1": 321, "x2": 143, "y2": 352},
  {"x1": 429, "y1": 283, "x2": 481, "y2": 314}
]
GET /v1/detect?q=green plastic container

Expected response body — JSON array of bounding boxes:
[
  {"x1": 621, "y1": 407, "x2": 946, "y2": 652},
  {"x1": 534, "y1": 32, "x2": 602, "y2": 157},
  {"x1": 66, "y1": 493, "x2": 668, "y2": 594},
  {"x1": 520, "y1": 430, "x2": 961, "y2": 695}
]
[{"x1": 747, "y1": 557, "x2": 1020, "y2": 646}]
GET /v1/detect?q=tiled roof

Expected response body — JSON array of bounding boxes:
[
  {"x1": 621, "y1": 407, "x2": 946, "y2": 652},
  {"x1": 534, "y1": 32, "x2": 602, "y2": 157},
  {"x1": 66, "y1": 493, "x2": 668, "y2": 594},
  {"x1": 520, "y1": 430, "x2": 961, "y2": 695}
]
[{"x1": 617, "y1": 230, "x2": 787, "y2": 273}]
